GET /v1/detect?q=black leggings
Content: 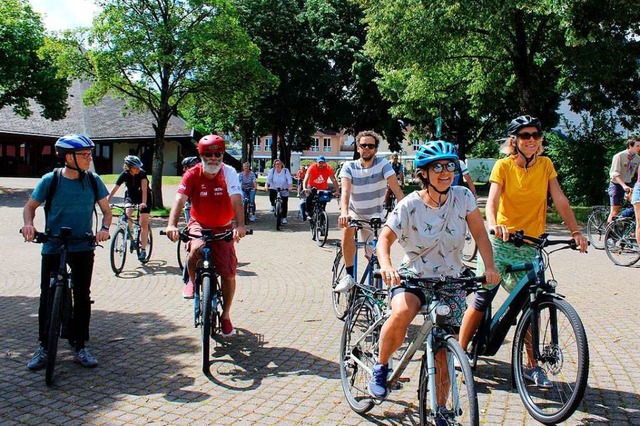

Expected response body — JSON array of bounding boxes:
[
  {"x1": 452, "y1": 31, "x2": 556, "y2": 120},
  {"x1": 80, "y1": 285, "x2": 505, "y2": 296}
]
[
  {"x1": 268, "y1": 189, "x2": 289, "y2": 217},
  {"x1": 39, "y1": 251, "x2": 95, "y2": 349}
]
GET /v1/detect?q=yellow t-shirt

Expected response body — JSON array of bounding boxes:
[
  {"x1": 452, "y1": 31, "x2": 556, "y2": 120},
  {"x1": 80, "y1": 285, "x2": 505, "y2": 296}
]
[{"x1": 490, "y1": 156, "x2": 557, "y2": 238}]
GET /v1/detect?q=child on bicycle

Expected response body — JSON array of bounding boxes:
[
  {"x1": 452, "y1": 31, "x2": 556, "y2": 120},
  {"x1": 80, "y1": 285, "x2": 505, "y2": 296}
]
[
  {"x1": 21, "y1": 134, "x2": 111, "y2": 370},
  {"x1": 107, "y1": 155, "x2": 152, "y2": 261},
  {"x1": 458, "y1": 115, "x2": 588, "y2": 388},
  {"x1": 373, "y1": 141, "x2": 500, "y2": 409}
]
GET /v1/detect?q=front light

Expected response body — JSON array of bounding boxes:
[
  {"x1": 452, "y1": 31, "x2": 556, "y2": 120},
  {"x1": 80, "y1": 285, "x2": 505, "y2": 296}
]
[{"x1": 546, "y1": 279, "x2": 557, "y2": 289}]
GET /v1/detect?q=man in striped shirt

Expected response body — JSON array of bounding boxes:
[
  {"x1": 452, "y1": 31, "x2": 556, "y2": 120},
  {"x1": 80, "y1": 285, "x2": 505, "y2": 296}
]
[{"x1": 334, "y1": 130, "x2": 405, "y2": 292}]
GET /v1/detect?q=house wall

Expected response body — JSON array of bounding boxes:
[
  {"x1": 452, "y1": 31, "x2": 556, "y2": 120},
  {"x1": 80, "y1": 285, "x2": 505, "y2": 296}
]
[{"x1": 112, "y1": 141, "x2": 180, "y2": 176}]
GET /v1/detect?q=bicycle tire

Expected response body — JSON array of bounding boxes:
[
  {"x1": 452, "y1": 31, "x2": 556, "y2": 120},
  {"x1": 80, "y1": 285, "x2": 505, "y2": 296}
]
[
  {"x1": 45, "y1": 284, "x2": 64, "y2": 386},
  {"x1": 177, "y1": 239, "x2": 186, "y2": 271},
  {"x1": 243, "y1": 198, "x2": 251, "y2": 225},
  {"x1": 462, "y1": 230, "x2": 478, "y2": 262},
  {"x1": 339, "y1": 297, "x2": 382, "y2": 414},
  {"x1": 418, "y1": 335, "x2": 479, "y2": 426},
  {"x1": 586, "y1": 208, "x2": 609, "y2": 250},
  {"x1": 212, "y1": 279, "x2": 224, "y2": 337},
  {"x1": 202, "y1": 275, "x2": 213, "y2": 374},
  {"x1": 512, "y1": 297, "x2": 589, "y2": 424},
  {"x1": 137, "y1": 224, "x2": 153, "y2": 263},
  {"x1": 331, "y1": 247, "x2": 349, "y2": 320},
  {"x1": 110, "y1": 228, "x2": 127, "y2": 275},
  {"x1": 316, "y1": 210, "x2": 328, "y2": 247},
  {"x1": 276, "y1": 200, "x2": 282, "y2": 230},
  {"x1": 309, "y1": 211, "x2": 317, "y2": 240},
  {"x1": 604, "y1": 217, "x2": 640, "y2": 266}
]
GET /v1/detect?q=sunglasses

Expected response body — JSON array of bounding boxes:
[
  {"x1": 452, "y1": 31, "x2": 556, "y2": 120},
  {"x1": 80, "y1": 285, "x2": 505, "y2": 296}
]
[
  {"x1": 202, "y1": 151, "x2": 223, "y2": 158},
  {"x1": 75, "y1": 153, "x2": 93, "y2": 159},
  {"x1": 516, "y1": 132, "x2": 543, "y2": 141},
  {"x1": 359, "y1": 143, "x2": 376, "y2": 149},
  {"x1": 430, "y1": 161, "x2": 457, "y2": 173}
]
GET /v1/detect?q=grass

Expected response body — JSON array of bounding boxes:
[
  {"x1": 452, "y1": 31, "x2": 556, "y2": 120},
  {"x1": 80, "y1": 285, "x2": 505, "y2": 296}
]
[{"x1": 100, "y1": 174, "x2": 183, "y2": 185}]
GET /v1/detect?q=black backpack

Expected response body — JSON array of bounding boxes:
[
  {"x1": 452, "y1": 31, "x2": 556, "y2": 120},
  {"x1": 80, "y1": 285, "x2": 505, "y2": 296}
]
[{"x1": 44, "y1": 168, "x2": 100, "y2": 221}]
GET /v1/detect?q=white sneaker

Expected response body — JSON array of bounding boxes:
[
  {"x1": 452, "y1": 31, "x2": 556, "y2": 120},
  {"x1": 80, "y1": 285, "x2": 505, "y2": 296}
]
[
  {"x1": 335, "y1": 274, "x2": 356, "y2": 293},
  {"x1": 282, "y1": 218, "x2": 288, "y2": 224},
  {"x1": 249, "y1": 215, "x2": 256, "y2": 222}
]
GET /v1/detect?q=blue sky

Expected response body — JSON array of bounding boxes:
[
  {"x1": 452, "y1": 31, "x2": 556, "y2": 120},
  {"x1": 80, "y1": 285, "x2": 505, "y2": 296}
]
[{"x1": 29, "y1": 0, "x2": 100, "y2": 31}]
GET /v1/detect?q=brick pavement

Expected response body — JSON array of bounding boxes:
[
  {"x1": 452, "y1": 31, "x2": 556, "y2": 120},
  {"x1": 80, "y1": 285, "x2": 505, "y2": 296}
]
[{"x1": 0, "y1": 177, "x2": 639, "y2": 425}]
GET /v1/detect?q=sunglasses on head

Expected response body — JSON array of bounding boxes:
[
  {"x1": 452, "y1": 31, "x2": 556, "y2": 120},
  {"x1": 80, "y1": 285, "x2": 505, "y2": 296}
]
[
  {"x1": 516, "y1": 132, "x2": 543, "y2": 141},
  {"x1": 202, "y1": 151, "x2": 223, "y2": 158},
  {"x1": 359, "y1": 143, "x2": 376, "y2": 149},
  {"x1": 430, "y1": 161, "x2": 457, "y2": 173}
]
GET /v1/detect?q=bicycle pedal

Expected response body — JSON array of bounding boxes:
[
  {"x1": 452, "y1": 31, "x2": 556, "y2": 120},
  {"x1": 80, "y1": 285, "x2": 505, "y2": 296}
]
[
  {"x1": 389, "y1": 381, "x2": 404, "y2": 390},
  {"x1": 397, "y1": 377, "x2": 411, "y2": 383}
]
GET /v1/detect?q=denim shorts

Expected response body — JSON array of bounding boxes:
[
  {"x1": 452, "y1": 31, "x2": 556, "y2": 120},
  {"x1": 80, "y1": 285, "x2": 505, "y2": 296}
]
[{"x1": 632, "y1": 182, "x2": 640, "y2": 205}]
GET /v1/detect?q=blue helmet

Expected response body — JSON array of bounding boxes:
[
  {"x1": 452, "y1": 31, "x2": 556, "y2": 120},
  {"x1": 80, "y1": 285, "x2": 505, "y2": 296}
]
[
  {"x1": 414, "y1": 140, "x2": 458, "y2": 169},
  {"x1": 55, "y1": 134, "x2": 95, "y2": 156}
]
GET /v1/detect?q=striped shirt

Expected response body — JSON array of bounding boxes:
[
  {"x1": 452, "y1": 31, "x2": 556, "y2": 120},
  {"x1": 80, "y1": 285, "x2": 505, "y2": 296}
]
[{"x1": 339, "y1": 157, "x2": 394, "y2": 218}]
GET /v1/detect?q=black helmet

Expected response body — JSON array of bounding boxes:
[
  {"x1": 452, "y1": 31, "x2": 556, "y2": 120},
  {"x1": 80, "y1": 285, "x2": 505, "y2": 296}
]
[
  {"x1": 181, "y1": 156, "x2": 200, "y2": 169},
  {"x1": 124, "y1": 155, "x2": 143, "y2": 169},
  {"x1": 507, "y1": 115, "x2": 542, "y2": 135}
]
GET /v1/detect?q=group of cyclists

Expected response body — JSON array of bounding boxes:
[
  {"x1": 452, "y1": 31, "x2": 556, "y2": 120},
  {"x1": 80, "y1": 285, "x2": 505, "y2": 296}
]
[{"x1": 20, "y1": 115, "x2": 616, "y2": 423}]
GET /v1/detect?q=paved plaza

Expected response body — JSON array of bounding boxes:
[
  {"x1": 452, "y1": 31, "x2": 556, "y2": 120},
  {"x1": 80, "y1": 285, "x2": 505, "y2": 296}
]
[{"x1": 0, "y1": 177, "x2": 639, "y2": 425}]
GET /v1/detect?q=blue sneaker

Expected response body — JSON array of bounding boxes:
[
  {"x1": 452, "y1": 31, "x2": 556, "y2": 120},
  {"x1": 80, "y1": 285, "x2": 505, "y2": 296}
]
[
  {"x1": 27, "y1": 345, "x2": 47, "y2": 371},
  {"x1": 368, "y1": 362, "x2": 389, "y2": 398},
  {"x1": 73, "y1": 348, "x2": 98, "y2": 368}
]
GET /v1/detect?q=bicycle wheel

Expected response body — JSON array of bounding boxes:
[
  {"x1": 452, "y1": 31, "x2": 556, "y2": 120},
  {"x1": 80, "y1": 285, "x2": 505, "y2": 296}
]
[
  {"x1": 309, "y1": 212, "x2": 317, "y2": 240},
  {"x1": 418, "y1": 335, "x2": 479, "y2": 426},
  {"x1": 586, "y1": 207, "x2": 608, "y2": 250},
  {"x1": 201, "y1": 275, "x2": 213, "y2": 374},
  {"x1": 275, "y1": 200, "x2": 282, "y2": 230},
  {"x1": 45, "y1": 284, "x2": 64, "y2": 386},
  {"x1": 604, "y1": 218, "x2": 640, "y2": 266},
  {"x1": 331, "y1": 247, "x2": 349, "y2": 320},
  {"x1": 462, "y1": 230, "x2": 478, "y2": 262},
  {"x1": 138, "y1": 225, "x2": 153, "y2": 263},
  {"x1": 110, "y1": 228, "x2": 127, "y2": 274},
  {"x1": 316, "y1": 210, "x2": 329, "y2": 247},
  {"x1": 211, "y1": 280, "x2": 224, "y2": 337},
  {"x1": 339, "y1": 297, "x2": 382, "y2": 414},
  {"x1": 512, "y1": 297, "x2": 589, "y2": 424},
  {"x1": 244, "y1": 198, "x2": 250, "y2": 225}
]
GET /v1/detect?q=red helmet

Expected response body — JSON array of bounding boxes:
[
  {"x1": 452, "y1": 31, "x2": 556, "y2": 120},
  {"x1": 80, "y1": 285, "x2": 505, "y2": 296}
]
[{"x1": 197, "y1": 134, "x2": 226, "y2": 154}]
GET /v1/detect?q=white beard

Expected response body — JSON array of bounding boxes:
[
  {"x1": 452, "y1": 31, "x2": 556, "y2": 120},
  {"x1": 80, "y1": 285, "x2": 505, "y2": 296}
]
[{"x1": 203, "y1": 163, "x2": 222, "y2": 174}]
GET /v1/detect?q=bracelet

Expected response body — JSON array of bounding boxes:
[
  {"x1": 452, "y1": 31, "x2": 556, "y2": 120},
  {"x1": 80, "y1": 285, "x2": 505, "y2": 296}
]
[
  {"x1": 101, "y1": 225, "x2": 110, "y2": 231},
  {"x1": 570, "y1": 230, "x2": 581, "y2": 236}
]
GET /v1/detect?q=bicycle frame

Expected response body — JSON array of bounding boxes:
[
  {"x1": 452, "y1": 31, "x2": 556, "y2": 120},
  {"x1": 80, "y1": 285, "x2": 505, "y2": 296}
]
[{"x1": 350, "y1": 219, "x2": 383, "y2": 291}]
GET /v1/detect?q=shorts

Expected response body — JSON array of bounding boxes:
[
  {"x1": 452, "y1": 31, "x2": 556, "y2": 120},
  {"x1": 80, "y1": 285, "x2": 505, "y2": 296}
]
[
  {"x1": 186, "y1": 219, "x2": 237, "y2": 278},
  {"x1": 391, "y1": 284, "x2": 466, "y2": 328},
  {"x1": 125, "y1": 196, "x2": 151, "y2": 214},
  {"x1": 632, "y1": 182, "x2": 640, "y2": 205},
  {"x1": 608, "y1": 182, "x2": 629, "y2": 206}
]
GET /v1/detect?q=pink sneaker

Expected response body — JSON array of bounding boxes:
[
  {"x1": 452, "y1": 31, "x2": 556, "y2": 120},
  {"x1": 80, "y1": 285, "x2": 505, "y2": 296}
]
[
  {"x1": 221, "y1": 318, "x2": 235, "y2": 336},
  {"x1": 182, "y1": 281, "x2": 194, "y2": 299}
]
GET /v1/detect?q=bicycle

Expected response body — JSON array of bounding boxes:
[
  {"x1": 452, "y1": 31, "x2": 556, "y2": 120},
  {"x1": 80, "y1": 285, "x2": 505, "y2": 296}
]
[
  {"x1": 308, "y1": 188, "x2": 332, "y2": 247},
  {"x1": 339, "y1": 273, "x2": 485, "y2": 425},
  {"x1": 604, "y1": 215, "x2": 639, "y2": 266},
  {"x1": 331, "y1": 217, "x2": 384, "y2": 320},
  {"x1": 161, "y1": 227, "x2": 252, "y2": 374},
  {"x1": 585, "y1": 205, "x2": 609, "y2": 250},
  {"x1": 109, "y1": 204, "x2": 153, "y2": 275},
  {"x1": 467, "y1": 231, "x2": 589, "y2": 424},
  {"x1": 273, "y1": 187, "x2": 286, "y2": 230},
  {"x1": 23, "y1": 227, "x2": 96, "y2": 386},
  {"x1": 462, "y1": 229, "x2": 478, "y2": 262},
  {"x1": 241, "y1": 187, "x2": 254, "y2": 225},
  {"x1": 383, "y1": 191, "x2": 396, "y2": 219}
]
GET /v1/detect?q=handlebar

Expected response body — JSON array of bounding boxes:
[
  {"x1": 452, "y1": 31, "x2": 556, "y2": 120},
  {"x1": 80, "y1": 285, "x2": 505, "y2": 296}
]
[
  {"x1": 348, "y1": 217, "x2": 384, "y2": 230},
  {"x1": 373, "y1": 271, "x2": 486, "y2": 293},
  {"x1": 160, "y1": 227, "x2": 253, "y2": 243},
  {"x1": 493, "y1": 230, "x2": 582, "y2": 250},
  {"x1": 20, "y1": 228, "x2": 97, "y2": 245}
]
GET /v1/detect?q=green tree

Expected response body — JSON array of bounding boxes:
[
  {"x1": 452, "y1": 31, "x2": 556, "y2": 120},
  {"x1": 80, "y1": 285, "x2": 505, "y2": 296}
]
[
  {"x1": 360, "y1": 0, "x2": 640, "y2": 148},
  {"x1": 0, "y1": 0, "x2": 69, "y2": 120},
  {"x1": 57, "y1": 0, "x2": 269, "y2": 208}
]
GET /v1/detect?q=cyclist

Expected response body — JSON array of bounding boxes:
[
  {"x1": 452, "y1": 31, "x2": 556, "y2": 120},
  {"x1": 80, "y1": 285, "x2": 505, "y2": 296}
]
[
  {"x1": 300, "y1": 156, "x2": 340, "y2": 220},
  {"x1": 107, "y1": 155, "x2": 152, "y2": 261},
  {"x1": 181, "y1": 156, "x2": 200, "y2": 223},
  {"x1": 631, "y1": 136, "x2": 640, "y2": 254},
  {"x1": 239, "y1": 162, "x2": 258, "y2": 222},
  {"x1": 458, "y1": 115, "x2": 588, "y2": 388},
  {"x1": 164, "y1": 134, "x2": 246, "y2": 337},
  {"x1": 371, "y1": 140, "x2": 500, "y2": 406},
  {"x1": 265, "y1": 159, "x2": 293, "y2": 224},
  {"x1": 607, "y1": 137, "x2": 640, "y2": 223},
  {"x1": 452, "y1": 155, "x2": 478, "y2": 198},
  {"x1": 21, "y1": 134, "x2": 112, "y2": 370},
  {"x1": 296, "y1": 165, "x2": 307, "y2": 196},
  {"x1": 383, "y1": 153, "x2": 404, "y2": 209},
  {"x1": 334, "y1": 130, "x2": 404, "y2": 292}
]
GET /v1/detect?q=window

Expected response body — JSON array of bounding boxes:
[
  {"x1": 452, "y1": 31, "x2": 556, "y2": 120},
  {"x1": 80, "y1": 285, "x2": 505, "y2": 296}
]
[
  {"x1": 312, "y1": 137, "x2": 319, "y2": 152},
  {"x1": 323, "y1": 137, "x2": 331, "y2": 152},
  {"x1": 254, "y1": 138, "x2": 261, "y2": 152},
  {"x1": 265, "y1": 137, "x2": 272, "y2": 151},
  {"x1": 412, "y1": 139, "x2": 421, "y2": 151}
]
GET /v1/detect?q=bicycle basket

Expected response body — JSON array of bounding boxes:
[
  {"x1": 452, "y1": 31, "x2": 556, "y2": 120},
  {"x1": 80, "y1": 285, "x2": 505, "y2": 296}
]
[{"x1": 317, "y1": 190, "x2": 332, "y2": 202}]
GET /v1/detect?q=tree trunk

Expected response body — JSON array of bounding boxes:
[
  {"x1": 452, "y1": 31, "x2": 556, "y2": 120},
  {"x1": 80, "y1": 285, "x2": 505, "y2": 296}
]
[{"x1": 151, "y1": 117, "x2": 169, "y2": 210}]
